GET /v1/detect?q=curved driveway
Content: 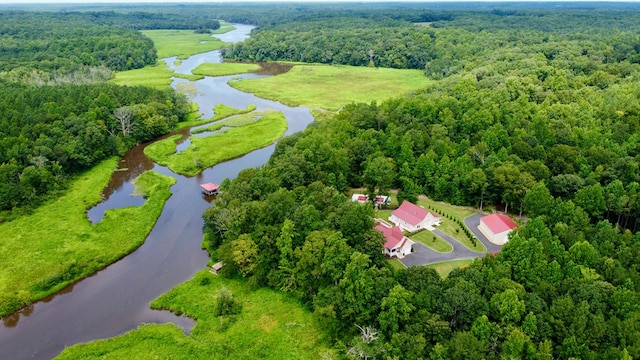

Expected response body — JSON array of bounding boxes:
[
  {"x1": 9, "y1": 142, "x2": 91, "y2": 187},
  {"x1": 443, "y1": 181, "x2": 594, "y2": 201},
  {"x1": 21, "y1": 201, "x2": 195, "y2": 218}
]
[{"x1": 399, "y1": 213, "x2": 504, "y2": 267}]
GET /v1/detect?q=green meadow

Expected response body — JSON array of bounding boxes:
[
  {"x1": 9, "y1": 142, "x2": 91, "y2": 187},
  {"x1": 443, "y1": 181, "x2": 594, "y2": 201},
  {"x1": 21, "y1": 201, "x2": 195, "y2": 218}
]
[
  {"x1": 0, "y1": 161, "x2": 175, "y2": 316},
  {"x1": 56, "y1": 271, "x2": 334, "y2": 359},
  {"x1": 426, "y1": 259, "x2": 475, "y2": 278},
  {"x1": 192, "y1": 63, "x2": 261, "y2": 77},
  {"x1": 144, "y1": 110, "x2": 287, "y2": 176},
  {"x1": 229, "y1": 64, "x2": 431, "y2": 111},
  {"x1": 176, "y1": 104, "x2": 257, "y2": 129},
  {"x1": 141, "y1": 30, "x2": 229, "y2": 59},
  {"x1": 111, "y1": 62, "x2": 175, "y2": 89}
]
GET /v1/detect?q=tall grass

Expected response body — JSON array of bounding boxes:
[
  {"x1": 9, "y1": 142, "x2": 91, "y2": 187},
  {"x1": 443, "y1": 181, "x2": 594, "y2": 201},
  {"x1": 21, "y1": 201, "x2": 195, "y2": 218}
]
[
  {"x1": 57, "y1": 271, "x2": 335, "y2": 359},
  {"x1": 229, "y1": 64, "x2": 431, "y2": 111},
  {"x1": 141, "y1": 30, "x2": 229, "y2": 59},
  {"x1": 145, "y1": 110, "x2": 287, "y2": 176},
  {"x1": 0, "y1": 161, "x2": 176, "y2": 316}
]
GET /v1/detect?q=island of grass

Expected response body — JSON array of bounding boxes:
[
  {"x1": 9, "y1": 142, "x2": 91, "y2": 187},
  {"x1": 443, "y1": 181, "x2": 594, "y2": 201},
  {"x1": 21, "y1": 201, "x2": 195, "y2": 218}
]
[
  {"x1": 144, "y1": 109, "x2": 287, "y2": 176},
  {"x1": 0, "y1": 161, "x2": 176, "y2": 316},
  {"x1": 426, "y1": 259, "x2": 475, "y2": 278},
  {"x1": 56, "y1": 271, "x2": 335, "y2": 359},
  {"x1": 192, "y1": 63, "x2": 262, "y2": 77},
  {"x1": 228, "y1": 63, "x2": 431, "y2": 111},
  {"x1": 141, "y1": 30, "x2": 229, "y2": 59},
  {"x1": 176, "y1": 104, "x2": 257, "y2": 130}
]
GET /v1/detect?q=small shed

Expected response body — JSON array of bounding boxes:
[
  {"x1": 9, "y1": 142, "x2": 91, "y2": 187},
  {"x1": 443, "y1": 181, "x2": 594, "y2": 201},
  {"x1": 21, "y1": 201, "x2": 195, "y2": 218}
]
[
  {"x1": 210, "y1": 261, "x2": 224, "y2": 274},
  {"x1": 200, "y1": 182, "x2": 219, "y2": 196}
]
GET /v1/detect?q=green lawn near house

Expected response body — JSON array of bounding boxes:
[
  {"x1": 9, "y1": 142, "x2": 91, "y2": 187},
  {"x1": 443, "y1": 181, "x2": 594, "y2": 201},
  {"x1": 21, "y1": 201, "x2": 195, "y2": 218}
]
[
  {"x1": 56, "y1": 271, "x2": 335, "y2": 360},
  {"x1": 416, "y1": 197, "x2": 485, "y2": 252},
  {"x1": 0, "y1": 161, "x2": 175, "y2": 317},
  {"x1": 426, "y1": 259, "x2": 475, "y2": 278},
  {"x1": 410, "y1": 230, "x2": 453, "y2": 253},
  {"x1": 228, "y1": 64, "x2": 430, "y2": 111}
]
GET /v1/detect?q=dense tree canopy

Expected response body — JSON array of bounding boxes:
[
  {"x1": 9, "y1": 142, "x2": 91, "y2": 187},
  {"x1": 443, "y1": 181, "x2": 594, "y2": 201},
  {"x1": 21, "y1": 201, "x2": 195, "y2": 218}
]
[{"x1": 202, "y1": 4, "x2": 640, "y2": 358}]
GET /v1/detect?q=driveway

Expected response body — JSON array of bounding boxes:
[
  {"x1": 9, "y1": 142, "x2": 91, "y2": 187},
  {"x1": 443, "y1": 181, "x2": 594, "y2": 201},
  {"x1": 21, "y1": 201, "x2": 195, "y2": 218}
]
[{"x1": 399, "y1": 213, "x2": 504, "y2": 267}]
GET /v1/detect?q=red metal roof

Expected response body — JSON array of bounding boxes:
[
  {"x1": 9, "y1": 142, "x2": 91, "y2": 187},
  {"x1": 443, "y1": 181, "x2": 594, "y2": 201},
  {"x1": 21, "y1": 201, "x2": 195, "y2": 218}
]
[
  {"x1": 391, "y1": 201, "x2": 438, "y2": 226},
  {"x1": 200, "y1": 183, "x2": 219, "y2": 192},
  {"x1": 481, "y1": 214, "x2": 518, "y2": 234},
  {"x1": 375, "y1": 224, "x2": 406, "y2": 250}
]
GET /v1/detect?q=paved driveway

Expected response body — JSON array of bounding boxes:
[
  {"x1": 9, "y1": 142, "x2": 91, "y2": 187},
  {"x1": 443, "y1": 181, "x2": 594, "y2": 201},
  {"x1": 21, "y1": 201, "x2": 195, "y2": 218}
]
[{"x1": 399, "y1": 213, "x2": 504, "y2": 267}]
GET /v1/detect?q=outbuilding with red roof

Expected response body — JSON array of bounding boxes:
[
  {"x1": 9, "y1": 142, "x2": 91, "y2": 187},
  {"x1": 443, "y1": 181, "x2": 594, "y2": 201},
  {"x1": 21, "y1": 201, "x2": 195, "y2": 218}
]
[
  {"x1": 478, "y1": 213, "x2": 518, "y2": 245},
  {"x1": 200, "y1": 182, "x2": 219, "y2": 196},
  {"x1": 388, "y1": 200, "x2": 440, "y2": 233}
]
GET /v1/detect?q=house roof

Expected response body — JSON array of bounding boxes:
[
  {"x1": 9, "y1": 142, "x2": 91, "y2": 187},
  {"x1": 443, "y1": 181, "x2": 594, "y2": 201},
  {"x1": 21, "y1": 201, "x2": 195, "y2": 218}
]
[
  {"x1": 481, "y1": 214, "x2": 518, "y2": 234},
  {"x1": 375, "y1": 224, "x2": 406, "y2": 250},
  {"x1": 351, "y1": 194, "x2": 368, "y2": 202},
  {"x1": 200, "y1": 182, "x2": 219, "y2": 192},
  {"x1": 392, "y1": 200, "x2": 438, "y2": 226}
]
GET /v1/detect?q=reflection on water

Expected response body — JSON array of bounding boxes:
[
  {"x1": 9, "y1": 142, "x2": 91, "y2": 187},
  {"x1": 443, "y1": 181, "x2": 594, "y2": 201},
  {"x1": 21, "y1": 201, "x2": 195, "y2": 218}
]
[{"x1": 0, "y1": 23, "x2": 315, "y2": 360}]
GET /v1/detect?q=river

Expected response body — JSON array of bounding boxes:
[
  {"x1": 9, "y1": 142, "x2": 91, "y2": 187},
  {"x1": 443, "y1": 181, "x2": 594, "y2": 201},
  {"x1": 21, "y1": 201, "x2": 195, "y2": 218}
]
[{"x1": 0, "y1": 25, "x2": 313, "y2": 360}]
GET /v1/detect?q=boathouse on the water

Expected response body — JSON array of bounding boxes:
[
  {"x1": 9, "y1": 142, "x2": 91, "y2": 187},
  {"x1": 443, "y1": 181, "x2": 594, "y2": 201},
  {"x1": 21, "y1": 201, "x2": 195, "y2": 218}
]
[{"x1": 200, "y1": 182, "x2": 220, "y2": 196}]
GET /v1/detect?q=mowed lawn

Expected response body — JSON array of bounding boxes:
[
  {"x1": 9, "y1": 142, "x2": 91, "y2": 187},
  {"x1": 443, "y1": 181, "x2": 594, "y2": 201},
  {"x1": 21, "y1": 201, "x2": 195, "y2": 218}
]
[
  {"x1": 229, "y1": 64, "x2": 430, "y2": 111},
  {"x1": 0, "y1": 160, "x2": 176, "y2": 316},
  {"x1": 57, "y1": 271, "x2": 335, "y2": 360},
  {"x1": 141, "y1": 30, "x2": 229, "y2": 59}
]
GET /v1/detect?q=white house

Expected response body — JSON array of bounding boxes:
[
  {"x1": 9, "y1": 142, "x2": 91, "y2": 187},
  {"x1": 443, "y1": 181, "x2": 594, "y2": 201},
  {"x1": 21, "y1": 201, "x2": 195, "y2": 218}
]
[
  {"x1": 375, "y1": 223, "x2": 414, "y2": 258},
  {"x1": 351, "y1": 193, "x2": 369, "y2": 203},
  {"x1": 389, "y1": 200, "x2": 440, "y2": 233},
  {"x1": 478, "y1": 213, "x2": 518, "y2": 245}
]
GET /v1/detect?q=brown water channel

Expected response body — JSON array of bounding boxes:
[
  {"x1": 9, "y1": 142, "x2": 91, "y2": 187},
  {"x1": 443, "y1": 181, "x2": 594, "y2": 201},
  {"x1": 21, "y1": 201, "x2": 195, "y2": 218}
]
[{"x1": 0, "y1": 24, "x2": 313, "y2": 360}]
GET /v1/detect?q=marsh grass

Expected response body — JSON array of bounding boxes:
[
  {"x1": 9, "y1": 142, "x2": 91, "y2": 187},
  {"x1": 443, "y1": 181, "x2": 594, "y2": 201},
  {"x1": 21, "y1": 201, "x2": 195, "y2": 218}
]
[
  {"x1": 141, "y1": 30, "x2": 229, "y2": 59},
  {"x1": 175, "y1": 104, "x2": 256, "y2": 130},
  {"x1": 145, "y1": 110, "x2": 286, "y2": 176},
  {"x1": 192, "y1": 63, "x2": 261, "y2": 77},
  {"x1": 0, "y1": 161, "x2": 175, "y2": 316},
  {"x1": 56, "y1": 271, "x2": 334, "y2": 359},
  {"x1": 229, "y1": 64, "x2": 430, "y2": 110},
  {"x1": 111, "y1": 62, "x2": 175, "y2": 89}
]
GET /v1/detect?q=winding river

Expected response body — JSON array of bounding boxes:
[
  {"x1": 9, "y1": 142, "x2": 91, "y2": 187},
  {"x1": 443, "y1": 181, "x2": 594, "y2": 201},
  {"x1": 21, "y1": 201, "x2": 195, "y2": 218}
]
[{"x1": 0, "y1": 25, "x2": 313, "y2": 360}]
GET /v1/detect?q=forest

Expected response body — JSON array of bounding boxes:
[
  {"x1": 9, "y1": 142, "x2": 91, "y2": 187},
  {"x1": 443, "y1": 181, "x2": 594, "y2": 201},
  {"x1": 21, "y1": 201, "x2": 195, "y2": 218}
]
[
  {"x1": 3, "y1": 2, "x2": 640, "y2": 359},
  {"x1": 199, "y1": 3, "x2": 640, "y2": 359},
  {"x1": 0, "y1": 11, "x2": 192, "y2": 215}
]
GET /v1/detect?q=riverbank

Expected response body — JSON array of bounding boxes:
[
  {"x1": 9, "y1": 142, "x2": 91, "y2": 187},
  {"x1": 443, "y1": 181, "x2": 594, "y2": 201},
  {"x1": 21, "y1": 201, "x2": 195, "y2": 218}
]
[
  {"x1": 56, "y1": 271, "x2": 335, "y2": 359},
  {"x1": 0, "y1": 161, "x2": 176, "y2": 317},
  {"x1": 145, "y1": 109, "x2": 287, "y2": 176}
]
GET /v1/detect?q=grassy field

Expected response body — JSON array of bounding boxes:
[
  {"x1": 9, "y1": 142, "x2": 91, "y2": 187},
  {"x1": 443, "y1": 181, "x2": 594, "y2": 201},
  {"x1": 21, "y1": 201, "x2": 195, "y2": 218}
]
[
  {"x1": 56, "y1": 271, "x2": 334, "y2": 359},
  {"x1": 387, "y1": 259, "x2": 406, "y2": 271},
  {"x1": 144, "y1": 110, "x2": 287, "y2": 176},
  {"x1": 111, "y1": 62, "x2": 175, "y2": 89},
  {"x1": 177, "y1": 104, "x2": 257, "y2": 130},
  {"x1": 141, "y1": 30, "x2": 229, "y2": 59},
  {"x1": 228, "y1": 64, "x2": 430, "y2": 111},
  {"x1": 416, "y1": 197, "x2": 486, "y2": 252},
  {"x1": 411, "y1": 230, "x2": 453, "y2": 252},
  {"x1": 426, "y1": 259, "x2": 475, "y2": 278},
  {"x1": 192, "y1": 63, "x2": 261, "y2": 77},
  {"x1": 0, "y1": 161, "x2": 175, "y2": 316}
]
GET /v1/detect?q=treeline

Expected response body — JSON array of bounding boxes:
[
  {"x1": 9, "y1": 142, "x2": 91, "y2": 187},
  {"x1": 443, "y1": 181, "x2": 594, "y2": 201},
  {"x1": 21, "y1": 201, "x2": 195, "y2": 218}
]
[
  {"x1": 0, "y1": 12, "x2": 158, "y2": 76},
  {"x1": 204, "y1": 6, "x2": 640, "y2": 357},
  {"x1": 223, "y1": 7, "x2": 640, "y2": 76},
  {"x1": 0, "y1": 80, "x2": 190, "y2": 213}
]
